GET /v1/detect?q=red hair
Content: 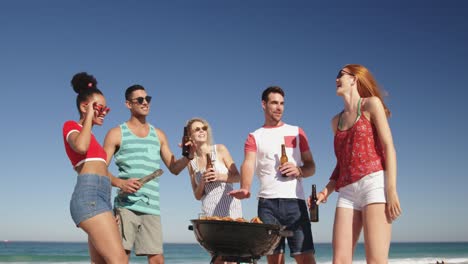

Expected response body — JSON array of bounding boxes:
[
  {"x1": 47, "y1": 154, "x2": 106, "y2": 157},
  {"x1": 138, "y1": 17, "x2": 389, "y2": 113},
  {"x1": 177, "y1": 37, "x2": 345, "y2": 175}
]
[{"x1": 344, "y1": 64, "x2": 391, "y2": 117}]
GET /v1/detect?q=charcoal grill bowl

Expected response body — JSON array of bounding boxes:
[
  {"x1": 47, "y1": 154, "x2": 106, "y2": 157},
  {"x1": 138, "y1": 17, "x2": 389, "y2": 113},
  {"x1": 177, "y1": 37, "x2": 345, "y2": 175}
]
[{"x1": 189, "y1": 219, "x2": 290, "y2": 261}]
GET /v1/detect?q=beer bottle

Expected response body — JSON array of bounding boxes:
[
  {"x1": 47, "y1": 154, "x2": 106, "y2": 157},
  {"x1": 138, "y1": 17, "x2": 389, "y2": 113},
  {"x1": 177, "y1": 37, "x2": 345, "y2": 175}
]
[
  {"x1": 205, "y1": 153, "x2": 214, "y2": 182},
  {"x1": 309, "y1": 184, "x2": 319, "y2": 222},
  {"x1": 182, "y1": 126, "x2": 190, "y2": 158},
  {"x1": 280, "y1": 144, "x2": 288, "y2": 177},
  {"x1": 206, "y1": 153, "x2": 213, "y2": 170}
]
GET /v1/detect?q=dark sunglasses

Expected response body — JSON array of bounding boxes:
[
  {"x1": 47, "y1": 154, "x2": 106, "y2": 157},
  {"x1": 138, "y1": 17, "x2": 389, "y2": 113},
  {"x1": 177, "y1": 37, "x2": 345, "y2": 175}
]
[
  {"x1": 193, "y1": 125, "x2": 208, "y2": 132},
  {"x1": 336, "y1": 69, "x2": 355, "y2": 79},
  {"x1": 130, "y1": 96, "x2": 152, "y2": 104},
  {"x1": 93, "y1": 103, "x2": 110, "y2": 114}
]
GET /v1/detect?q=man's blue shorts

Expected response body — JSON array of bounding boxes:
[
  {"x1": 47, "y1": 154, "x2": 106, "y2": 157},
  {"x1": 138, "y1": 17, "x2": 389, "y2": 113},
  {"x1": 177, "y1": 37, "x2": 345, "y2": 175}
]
[{"x1": 258, "y1": 198, "x2": 315, "y2": 257}]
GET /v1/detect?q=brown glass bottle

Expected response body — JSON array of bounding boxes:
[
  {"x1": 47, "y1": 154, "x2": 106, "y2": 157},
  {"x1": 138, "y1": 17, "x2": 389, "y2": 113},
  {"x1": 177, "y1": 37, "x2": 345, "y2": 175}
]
[
  {"x1": 205, "y1": 153, "x2": 214, "y2": 182},
  {"x1": 280, "y1": 144, "x2": 288, "y2": 177},
  {"x1": 309, "y1": 184, "x2": 319, "y2": 222},
  {"x1": 206, "y1": 153, "x2": 213, "y2": 170},
  {"x1": 182, "y1": 126, "x2": 190, "y2": 158}
]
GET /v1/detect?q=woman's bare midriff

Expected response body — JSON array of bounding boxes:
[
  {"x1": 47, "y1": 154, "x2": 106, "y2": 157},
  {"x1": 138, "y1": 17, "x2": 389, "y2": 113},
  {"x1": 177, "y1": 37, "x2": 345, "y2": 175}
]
[{"x1": 75, "y1": 160, "x2": 108, "y2": 176}]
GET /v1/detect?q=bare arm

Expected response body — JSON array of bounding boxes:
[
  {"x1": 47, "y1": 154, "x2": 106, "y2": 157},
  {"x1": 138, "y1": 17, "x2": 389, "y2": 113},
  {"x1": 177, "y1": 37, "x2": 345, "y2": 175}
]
[
  {"x1": 103, "y1": 126, "x2": 141, "y2": 193},
  {"x1": 187, "y1": 163, "x2": 205, "y2": 200},
  {"x1": 157, "y1": 128, "x2": 191, "y2": 175},
  {"x1": 218, "y1": 144, "x2": 241, "y2": 183},
  {"x1": 67, "y1": 104, "x2": 95, "y2": 154},
  {"x1": 365, "y1": 97, "x2": 401, "y2": 220},
  {"x1": 279, "y1": 128, "x2": 316, "y2": 178},
  {"x1": 315, "y1": 115, "x2": 340, "y2": 205},
  {"x1": 300, "y1": 150, "x2": 315, "y2": 177},
  {"x1": 229, "y1": 150, "x2": 256, "y2": 199}
]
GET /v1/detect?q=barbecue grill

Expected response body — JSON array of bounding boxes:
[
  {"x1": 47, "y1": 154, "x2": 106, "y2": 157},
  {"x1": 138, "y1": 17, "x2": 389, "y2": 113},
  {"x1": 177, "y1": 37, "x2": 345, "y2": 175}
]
[{"x1": 189, "y1": 219, "x2": 292, "y2": 264}]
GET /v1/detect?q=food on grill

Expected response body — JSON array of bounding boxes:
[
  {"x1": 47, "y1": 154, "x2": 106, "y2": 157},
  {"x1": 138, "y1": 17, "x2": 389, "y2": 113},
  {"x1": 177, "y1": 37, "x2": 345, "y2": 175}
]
[
  {"x1": 206, "y1": 216, "x2": 222, "y2": 220},
  {"x1": 200, "y1": 216, "x2": 263, "y2": 224},
  {"x1": 250, "y1": 217, "x2": 263, "y2": 224}
]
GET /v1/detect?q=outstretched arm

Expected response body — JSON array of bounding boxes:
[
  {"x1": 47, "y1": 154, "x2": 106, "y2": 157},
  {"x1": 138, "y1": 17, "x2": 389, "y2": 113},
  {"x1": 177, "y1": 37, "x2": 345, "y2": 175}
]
[
  {"x1": 229, "y1": 151, "x2": 256, "y2": 199},
  {"x1": 157, "y1": 128, "x2": 193, "y2": 175}
]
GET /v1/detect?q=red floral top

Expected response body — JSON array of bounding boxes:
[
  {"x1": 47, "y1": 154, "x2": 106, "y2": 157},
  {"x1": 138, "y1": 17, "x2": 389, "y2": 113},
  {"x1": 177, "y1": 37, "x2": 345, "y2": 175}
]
[{"x1": 330, "y1": 108, "x2": 385, "y2": 191}]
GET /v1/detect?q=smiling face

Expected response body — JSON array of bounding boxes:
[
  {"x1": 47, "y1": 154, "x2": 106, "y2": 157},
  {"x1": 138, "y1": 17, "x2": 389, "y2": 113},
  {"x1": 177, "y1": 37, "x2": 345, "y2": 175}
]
[
  {"x1": 187, "y1": 118, "x2": 214, "y2": 147},
  {"x1": 335, "y1": 68, "x2": 356, "y2": 96},
  {"x1": 127, "y1": 89, "x2": 151, "y2": 117},
  {"x1": 83, "y1": 93, "x2": 108, "y2": 126},
  {"x1": 189, "y1": 121, "x2": 208, "y2": 144},
  {"x1": 262, "y1": 92, "x2": 284, "y2": 125}
]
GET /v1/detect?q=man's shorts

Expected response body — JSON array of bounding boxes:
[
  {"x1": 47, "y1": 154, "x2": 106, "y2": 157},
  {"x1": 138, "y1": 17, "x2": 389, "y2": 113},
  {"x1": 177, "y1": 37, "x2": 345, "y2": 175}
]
[
  {"x1": 115, "y1": 208, "x2": 163, "y2": 255},
  {"x1": 258, "y1": 198, "x2": 315, "y2": 257},
  {"x1": 337, "y1": 170, "x2": 387, "y2": 211},
  {"x1": 70, "y1": 174, "x2": 112, "y2": 226}
]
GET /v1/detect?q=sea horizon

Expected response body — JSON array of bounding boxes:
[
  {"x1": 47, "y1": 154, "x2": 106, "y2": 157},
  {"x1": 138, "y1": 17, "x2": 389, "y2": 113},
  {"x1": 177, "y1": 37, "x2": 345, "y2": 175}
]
[{"x1": 1, "y1": 241, "x2": 467, "y2": 264}]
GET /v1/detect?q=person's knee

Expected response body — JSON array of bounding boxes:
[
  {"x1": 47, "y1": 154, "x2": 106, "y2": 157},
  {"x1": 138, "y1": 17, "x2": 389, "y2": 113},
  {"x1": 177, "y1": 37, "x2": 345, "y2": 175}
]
[
  {"x1": 333, "y1": 254, "x2": 353, "y2": 264},
  {"x1": 148, "y1": 254, "x2": 164, "y2": 264}
]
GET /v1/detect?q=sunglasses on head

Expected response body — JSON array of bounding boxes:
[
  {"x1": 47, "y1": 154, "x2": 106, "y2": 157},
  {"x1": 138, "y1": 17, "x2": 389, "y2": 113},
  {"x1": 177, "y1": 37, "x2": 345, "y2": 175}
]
[
  {"x1": 93, "y1": 103, "x2": 110, "y2": 114},
  {"x1": 336, "y1": 69, "x2": 355, "y2": 79},
  {"x1": 193, "y1": 125, "x2": 208, "y2": 132},
  {"x1": 130, "y1": 96, "x2": 152, "y2": 104}
]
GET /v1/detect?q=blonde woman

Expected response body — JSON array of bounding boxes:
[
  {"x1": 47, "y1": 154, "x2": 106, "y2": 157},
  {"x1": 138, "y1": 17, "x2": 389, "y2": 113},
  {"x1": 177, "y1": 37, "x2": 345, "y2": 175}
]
[{"x1": 186, "y1": 118, "x2": 242, "y2": 219}]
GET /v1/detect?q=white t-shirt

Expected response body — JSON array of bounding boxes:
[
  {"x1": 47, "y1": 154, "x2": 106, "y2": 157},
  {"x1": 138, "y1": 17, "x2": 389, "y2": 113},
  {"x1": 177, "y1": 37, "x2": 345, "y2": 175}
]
[{"x1": 245, "y1": 123, "x2": 310, "y2": 199}]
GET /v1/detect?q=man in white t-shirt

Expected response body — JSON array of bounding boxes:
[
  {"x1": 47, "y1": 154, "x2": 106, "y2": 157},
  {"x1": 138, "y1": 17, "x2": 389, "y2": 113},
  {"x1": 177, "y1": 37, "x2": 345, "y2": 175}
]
[{"x1": 230, "y1": 86, "x2": 317, "y2": 264}]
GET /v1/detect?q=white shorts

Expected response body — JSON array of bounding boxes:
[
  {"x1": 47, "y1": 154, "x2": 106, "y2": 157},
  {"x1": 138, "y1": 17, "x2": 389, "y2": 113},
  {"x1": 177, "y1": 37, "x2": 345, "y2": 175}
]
[{"x1": 336, "y1": 170, "x2": 386, "y2": 211}]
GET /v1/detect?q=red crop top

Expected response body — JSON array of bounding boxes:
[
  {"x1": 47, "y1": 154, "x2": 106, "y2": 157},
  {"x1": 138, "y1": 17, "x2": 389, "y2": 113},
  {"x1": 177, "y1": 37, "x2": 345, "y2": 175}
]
[{"x1": 62, "y1": 120, "x2": 107, "y2": 167}]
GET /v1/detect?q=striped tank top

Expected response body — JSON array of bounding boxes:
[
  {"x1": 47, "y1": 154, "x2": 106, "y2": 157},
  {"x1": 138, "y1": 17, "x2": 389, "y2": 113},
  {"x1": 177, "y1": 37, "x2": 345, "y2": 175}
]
[
  {"x1": 190, "y1": 145, "x2": 242, "y2": 218},
  {"x1": 113, "y1": 123, "x2": 161, "y2": 215}
]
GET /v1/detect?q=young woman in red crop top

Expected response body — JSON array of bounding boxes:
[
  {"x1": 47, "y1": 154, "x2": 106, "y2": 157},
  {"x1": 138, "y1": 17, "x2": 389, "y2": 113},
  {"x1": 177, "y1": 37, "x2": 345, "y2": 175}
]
[
  {"x1": 310, "y1": 65, "x2": 401, "y2": 263},
  {"x1": 62, "y1": 72, "x2": 126, "y2": 263}
]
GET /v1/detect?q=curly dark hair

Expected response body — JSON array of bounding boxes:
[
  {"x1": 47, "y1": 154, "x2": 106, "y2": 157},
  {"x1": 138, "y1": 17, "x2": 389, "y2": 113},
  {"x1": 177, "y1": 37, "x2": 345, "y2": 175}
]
[{"x1": 70, "y1": 72, "x2": 103, "y2": 114}]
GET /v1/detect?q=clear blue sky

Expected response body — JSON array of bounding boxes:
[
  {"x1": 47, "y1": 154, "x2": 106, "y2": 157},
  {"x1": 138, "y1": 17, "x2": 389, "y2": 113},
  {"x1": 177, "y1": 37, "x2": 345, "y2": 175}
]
[{"x1": 1, "y1": 1, "x2": 467, "y2": 243}]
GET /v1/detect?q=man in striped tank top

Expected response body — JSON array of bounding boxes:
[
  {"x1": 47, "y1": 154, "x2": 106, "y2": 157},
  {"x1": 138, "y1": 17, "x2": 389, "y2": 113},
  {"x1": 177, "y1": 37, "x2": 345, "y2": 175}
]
[
  {"x1": 104, "y1": 85, "x2": 194, "y2": 264},
  {"x1": 230, "y1": 86, "x2": 317, "y2": 264}
]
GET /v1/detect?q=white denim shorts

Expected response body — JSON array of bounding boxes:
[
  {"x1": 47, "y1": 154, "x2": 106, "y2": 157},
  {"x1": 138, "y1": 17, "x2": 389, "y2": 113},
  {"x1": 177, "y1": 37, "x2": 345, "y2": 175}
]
[{"x1": 336, "y1": 170, "x2": 386, "y2": 211}]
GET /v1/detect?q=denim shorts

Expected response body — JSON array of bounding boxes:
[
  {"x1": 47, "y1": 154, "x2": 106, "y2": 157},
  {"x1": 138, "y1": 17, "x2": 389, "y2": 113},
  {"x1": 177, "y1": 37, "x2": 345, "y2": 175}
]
[
  {"x1": 70, "y1": 174, "x2": 112, "y2": 226},
  {"x1": 258, "y1": 198, "x2": 315, "y2": 257}
]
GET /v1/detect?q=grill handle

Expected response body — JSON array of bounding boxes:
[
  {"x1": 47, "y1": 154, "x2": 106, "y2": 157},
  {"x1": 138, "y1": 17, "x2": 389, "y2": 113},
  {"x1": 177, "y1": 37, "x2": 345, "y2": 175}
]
[
  {"x1": 278, "y1": 230, "x2": 293, "y2": 237},
  {"x1": 188, "y1": 225, "x2": 193, "y2": 231}
]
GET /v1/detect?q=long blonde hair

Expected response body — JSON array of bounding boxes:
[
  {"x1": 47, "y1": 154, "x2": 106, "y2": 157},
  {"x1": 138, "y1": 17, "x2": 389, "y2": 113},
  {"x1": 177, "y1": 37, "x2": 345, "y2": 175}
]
[
  {"x1": 345, "y1": 64, "x2": 391, "y2": 117},
  {"x1": 186, "y1": 117, "x2": 214, "y2": 146}
]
